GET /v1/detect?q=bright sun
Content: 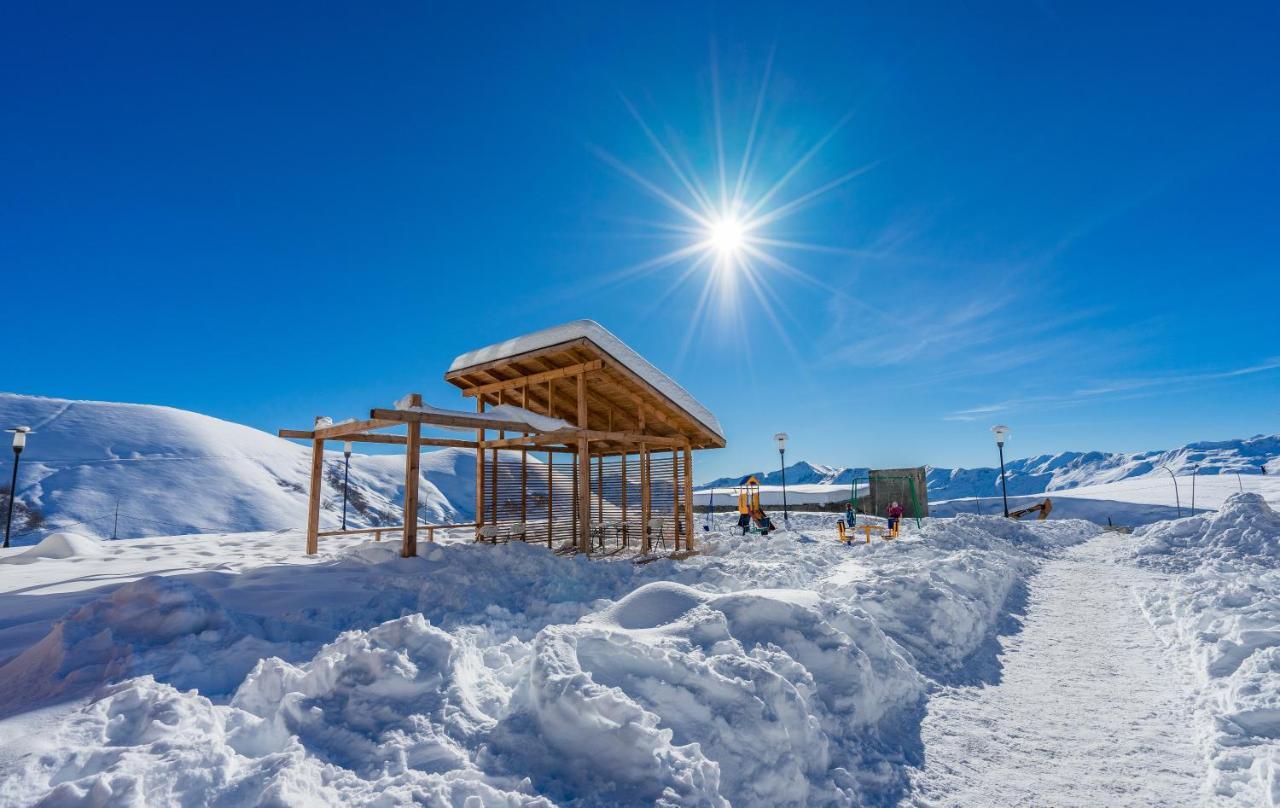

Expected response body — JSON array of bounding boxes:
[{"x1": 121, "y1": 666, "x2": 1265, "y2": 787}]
[{"x1": 709, "y1": 215, "x2": 745, "y2": 256}]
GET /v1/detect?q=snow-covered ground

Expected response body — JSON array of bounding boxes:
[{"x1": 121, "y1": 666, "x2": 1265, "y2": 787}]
[{"x1": 2, "y1": 501, "x2": 1277, "y2": 804}]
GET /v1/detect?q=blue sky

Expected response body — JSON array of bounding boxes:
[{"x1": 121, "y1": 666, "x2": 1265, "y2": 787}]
[{"x1": 4, "y1": 2, "x2": 1278, "y2": 481}]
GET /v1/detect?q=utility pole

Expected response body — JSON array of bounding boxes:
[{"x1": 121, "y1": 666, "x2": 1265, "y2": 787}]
[{"x1": 112, "y1": 500, "x2": 119, "y2": 540}]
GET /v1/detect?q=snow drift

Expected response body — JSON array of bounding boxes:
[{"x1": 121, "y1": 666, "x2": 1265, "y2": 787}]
[
  {"x1": 1133, "y1": 493, "x2": 1280, "y2": 805},
  {"x1": 0, "y1": 513, "x2": 1094, "y2": 806},
  {"x1": 0, "y1": 531, "x2": 106, "y2": 564}
]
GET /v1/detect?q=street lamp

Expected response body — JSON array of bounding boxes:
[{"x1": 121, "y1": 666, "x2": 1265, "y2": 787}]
[
  {"x1": 1158, "y1": 465, "x2": 1182, "y2": 518},
  {"x1": 341, "y1": 441, "x2": 353, "y2": 530},
  {"x1": 774, "y1": 432, "x2": 789, "y2": 527},
  {"x1": 4, "y1": 427, "x2": 31, "y2": 549},
  {"x1": 991, "y1": 425, "x2": 1011, "y2": 518}
]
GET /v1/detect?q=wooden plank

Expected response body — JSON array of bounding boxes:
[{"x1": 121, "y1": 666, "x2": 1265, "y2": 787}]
[
  {"x1": 521, "y1": 386, "x2": 529, "y2": 527},
  {"x1": 683, "y1": 441, "x2": 695, "y2": 553},
  {"x1": 305, "y1": 438, "x2": 324, "y2": 555},
  {"x1": 403, "y1": 421, "x2": 422, "y2": 559},
  {"x1": 577, "y1": 437, "x2": 591, "y2": 553},
  {"x1": 672, "y1": 448, "x2": 681, "y2": 551},
  {"x1": 475, "y1": 398, "x2": 485, "y2": 529},
  {"x1": 444, "y1": 337, "x2": 593, "y2": 384},
  {"x1": 638, "y1": 403, "x2": 649, "y2": 554},
  {"x1": 462, "y1": 360, "x2": 604, "y2": 398},
  {"x1": 621, "y1": 451, "x2": 628, "y2": 547},
  {"x1": 282, "y1": 429, "x2": 477, "y2": 449},
  {"x1": 577, "y1": 372, "x2": 591, "y2": 554},
  {"x1": 313, "y1": 417, "x2": 398, "y2": 441},
  {"x1": 369, "y1": 408, "x2": 536, "y2": 434}
]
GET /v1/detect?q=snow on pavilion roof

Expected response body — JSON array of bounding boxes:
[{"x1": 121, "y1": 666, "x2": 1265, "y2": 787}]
[{"x1": 446, "y1": 319, "x2": 725, "y2": 447}]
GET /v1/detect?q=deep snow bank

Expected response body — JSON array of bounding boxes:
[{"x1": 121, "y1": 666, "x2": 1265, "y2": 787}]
[
  {"x1": 0, "y1": 531, "x2": 106, "y2": 564},
  {"x1": 1, "y1": 513, "x2": 1095, "y2": 806},
  {"x1": 1133, "y1": 493, "x2": 1280, "y2": 805}
]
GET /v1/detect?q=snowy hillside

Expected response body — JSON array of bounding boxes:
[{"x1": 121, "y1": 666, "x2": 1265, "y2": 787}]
[
  {"x1": 701, "y1": 436, "x2": 1280, "y2": 501},
  {"x1": 0, "y1": 393, "x2": 472, "y2": 542}
]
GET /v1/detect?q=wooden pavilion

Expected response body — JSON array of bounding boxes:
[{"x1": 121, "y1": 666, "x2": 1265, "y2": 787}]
[{"x1": 280, "y1": 320, "x2": 725, "y2": 559}]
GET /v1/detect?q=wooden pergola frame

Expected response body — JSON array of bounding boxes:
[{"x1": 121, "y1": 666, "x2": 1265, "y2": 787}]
[{"x1": 280, "y1": 331, "x2": 722, "y2": 560}]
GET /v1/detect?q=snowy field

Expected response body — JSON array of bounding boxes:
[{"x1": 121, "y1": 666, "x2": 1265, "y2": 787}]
[{"x1": 1, "y1": 503, "x2": 1277, "y2": 806}]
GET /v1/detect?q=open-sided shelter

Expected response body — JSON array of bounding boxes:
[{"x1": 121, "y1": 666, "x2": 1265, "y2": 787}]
[{"x1": 280, "y1": 320, "x2": 725, "y2": 559}]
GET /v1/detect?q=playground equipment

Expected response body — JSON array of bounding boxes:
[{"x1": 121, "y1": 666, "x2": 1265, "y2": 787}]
[
  {"x1": 736, "y1": 475, "x2": 761, "y2": 516},
  {"x1": 837, "y1": 518, "x2": 900, "y2": 544},
  {"x1": 734, "y1": 475, "x2": 779, "y2": 534},
  {"x1": 1008, "y1": 498, "x2": 1053, "y2": 520},
  {"x1": 846, "y1": 467, "x2": 927, "y2": 529}
]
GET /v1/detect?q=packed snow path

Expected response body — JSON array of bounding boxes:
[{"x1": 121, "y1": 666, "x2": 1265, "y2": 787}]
[{"x1": 909, "y1": 532, "x2": 1202, "y2": 806}]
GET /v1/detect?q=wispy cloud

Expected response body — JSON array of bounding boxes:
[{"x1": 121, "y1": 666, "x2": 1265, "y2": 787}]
[{"x1": 944, "y1": 356, "x2": 1280, "y2": 421}]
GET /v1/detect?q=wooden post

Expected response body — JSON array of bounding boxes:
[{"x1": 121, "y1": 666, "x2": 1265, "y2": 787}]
[
  {"x1": 576, "y1": 371, "x2": 591, "y2": 554},
  {"x1": 683, "y1": 441, "x2": 695, "y2": 552},
  {"x1": 595, "y1": 453, "x2": 603, "y2": 531},
  {"x1": 521, "y1": 386, "x2": 528, "y2": 528},
  {"x1": 475, "y1": 397, "x2": 485, "y2": 530},
  {"x1": 621, "y1": 451, "x2": 628, "y2": 547},
  {"x1": 640, "y1": 443, "x2": 650, "y2": 553},
  {"x1": 403, "y1": 394, "x2": 423, "y2": 558},
  {"x1": 638, "y1": 402, "x2": 650, "y2": 554},
  {"x1": 672, "y1": 448, "x2": 681, "y2": 551},
  {"x1": 547, "y1": 450, "x2": 554, "y2": 548},
  {"x1": 305, "y1": 437, "x2": 324, "y2": 555}
]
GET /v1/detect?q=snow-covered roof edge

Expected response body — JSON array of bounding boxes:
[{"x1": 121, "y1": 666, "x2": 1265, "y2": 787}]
[{"x1": 447, "y1": 319, "x2": 724, "y2": 440}]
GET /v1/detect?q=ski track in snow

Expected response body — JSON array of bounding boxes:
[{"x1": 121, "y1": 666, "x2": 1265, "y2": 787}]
[{"x1": 908, "y1": 532, "x2": 1203, "y2": 807}]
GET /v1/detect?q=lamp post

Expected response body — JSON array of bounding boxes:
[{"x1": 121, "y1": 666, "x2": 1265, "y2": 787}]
[
  {"x1": 991, "y1": 425, "x2": 1011, "y2": 518},
  {"x1": 1159, "y1": 465, "x2": 1182, "y2": 518},
  {"x1": 4, "y1": 427, "x2": 31, "y2": 549},
  {"x1": 341, "y1": 441, "x2": 352, "y2": 531},
  {"x1": 774, "y1": 432, "x2": 789, "y2": 527}
]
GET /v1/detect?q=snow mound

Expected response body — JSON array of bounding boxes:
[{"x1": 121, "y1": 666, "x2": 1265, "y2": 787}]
[
  {"x1": 2, "y1": 513, "x2": 1101, "y2": 806},
  {"x1": 1133, "y1": 493, "x2": 1280, "y2": 804},
  {"x1": 1, "y1": 531, "x2": 105, "y2": 564},
  {"x1": 0, "y1": 574, "x2": 321, "y2": 716},
  {"x1": 1135, "y1": 492, "x2": 1280, "y2": 567}
]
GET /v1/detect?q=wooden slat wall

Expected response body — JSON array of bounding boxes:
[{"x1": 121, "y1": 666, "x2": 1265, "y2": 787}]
[{"x1": 478, "y1": 447, "x2": 688, "y2": 554}]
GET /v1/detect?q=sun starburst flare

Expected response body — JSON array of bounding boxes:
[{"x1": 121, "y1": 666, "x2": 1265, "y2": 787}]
[{"x1": 590, "y1": 51, "x2": 876, "y2": 363}]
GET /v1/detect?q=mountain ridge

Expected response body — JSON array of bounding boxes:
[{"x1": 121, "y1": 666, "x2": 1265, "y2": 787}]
[{"x1": 699, "y1": 438, "x2": 1280, "y2": 501}]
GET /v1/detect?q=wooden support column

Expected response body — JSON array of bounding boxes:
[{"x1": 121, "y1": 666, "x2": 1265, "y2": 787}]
[
  {"x1": 547, "y1": 451, "x2": 554, "y2": 548},
  {"x1": 672, "y1": 448, "x2": 681, "y2": 551},
  {"x1": 621, "y1": 451, "x2": 628, "y2": 547},
  {"x1": 521, "y1": 386, "x2": 528, "y2": 528},
  {"x1": 403, "y1": 394, "x2": 423, "y2": 558},
  {"x1": 305, "y1": 437, "x2": 324, "y2": 555},
  {"x1": 576, "y1": 371, "x2": 591, "y2": 554},
  {"x1": 683, "y1": 441, "x2": 695, "y2": 552},
  {"x1": 638, "y1": 402, "x2": 650, "y2": 554},
  {"x1": 492, "y1": 390, "x2": 502, "y2": 526},
  {"x1": 475, "y1": 397, "x2": 485, "y2": 530}
]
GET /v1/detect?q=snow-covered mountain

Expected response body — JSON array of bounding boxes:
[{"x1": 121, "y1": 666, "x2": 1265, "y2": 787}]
[
  {"x1": 6, "y1": 391, "x2": 1278, "y2": 542},
  {"x1": 700, "y1": 437, "x2": 1280, "y2": 501},
  {"x1": 0, "y1": 392, "x2": 475, "y2": 542}
]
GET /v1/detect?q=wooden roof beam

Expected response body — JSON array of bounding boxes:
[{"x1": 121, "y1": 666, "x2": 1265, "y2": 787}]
[
  {"x1": 370, "y1": 407, "x2": 539, "y2": 434},
  {"x1": 462, "y1": 360, "x2": 603, "y2": 398}
]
